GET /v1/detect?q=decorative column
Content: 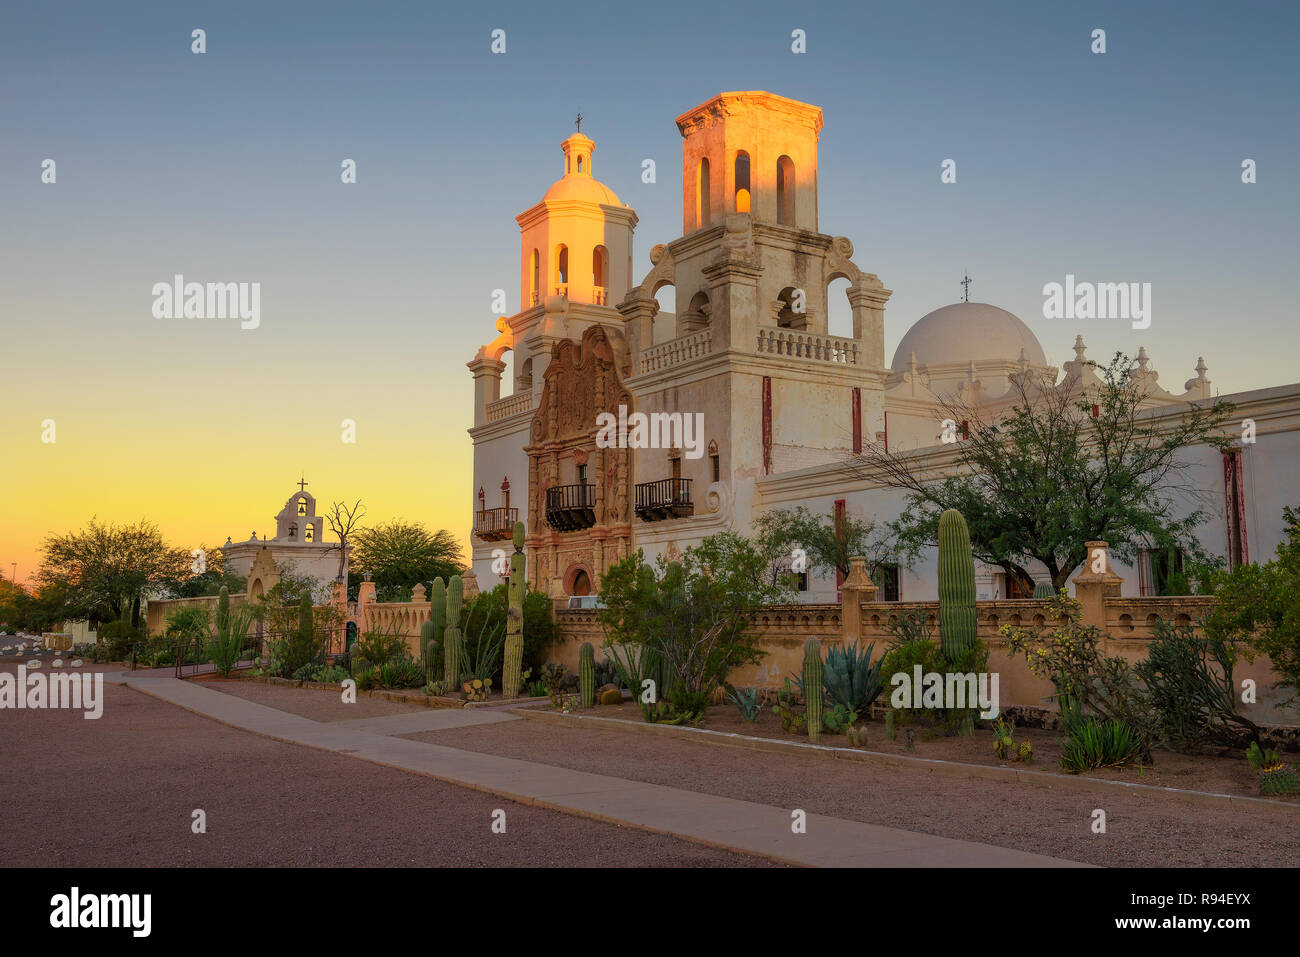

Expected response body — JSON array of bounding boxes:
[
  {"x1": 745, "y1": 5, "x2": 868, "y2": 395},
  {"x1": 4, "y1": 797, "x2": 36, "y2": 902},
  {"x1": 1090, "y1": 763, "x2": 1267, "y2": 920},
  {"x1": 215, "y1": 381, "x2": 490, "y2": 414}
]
[
  {"x1": 617, "y1": 295, "x2": 659, "y2": 365},
  {"x1": 840, "y1": 556, "x2": 878, "y2": 642},
  {"x1": 1073, "y1": 541, "x2": 1123, "y2": 632},
  {"x1": 847, "y1": 276, "x2": 892, "y2": 370},
  {"x1": 467, "y1": 353, "x2": 506, "y2": 427}
]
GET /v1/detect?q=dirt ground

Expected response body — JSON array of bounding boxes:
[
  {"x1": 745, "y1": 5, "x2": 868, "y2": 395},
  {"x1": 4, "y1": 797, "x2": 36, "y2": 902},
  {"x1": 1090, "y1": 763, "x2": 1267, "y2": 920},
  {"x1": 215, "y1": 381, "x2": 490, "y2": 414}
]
[
  {"x1": 0, "y1": 674, "x2": 774, "y2": 867},
  {"x1": 411, "y1": 707, "x2": 1300, "y2": 867},
  {"x1": 576, "y1": 701, "x2": 1293, "y2": 801},
  {"x1": 198, "y1": 676, "x2": 429, "y2": 721}
]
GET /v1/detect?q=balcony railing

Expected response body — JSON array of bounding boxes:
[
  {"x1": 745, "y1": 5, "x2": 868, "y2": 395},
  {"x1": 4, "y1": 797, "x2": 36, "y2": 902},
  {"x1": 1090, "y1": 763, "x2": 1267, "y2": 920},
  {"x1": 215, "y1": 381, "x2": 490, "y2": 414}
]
[
  {"x1": 474, "y1": 506, "x2": 518, "y2": 541},
  {"x1": 545, "y1": 483, "x2": 596, "y2": 531},
  {"x1": 756, "y1": 327, "x2": 858, "y2": 365},
  {"x1": 634, "y1": 478, "x2": 694, "y2": 522},
  {"x1": 594, "y1": 285, "x2": 608, "y2": 305},
  {"x1": 485, "y1": 392, "x2": 532, "y2": 423},
  {"x1": 640, "y1": 329, "x2": 713, "y2": 374}
]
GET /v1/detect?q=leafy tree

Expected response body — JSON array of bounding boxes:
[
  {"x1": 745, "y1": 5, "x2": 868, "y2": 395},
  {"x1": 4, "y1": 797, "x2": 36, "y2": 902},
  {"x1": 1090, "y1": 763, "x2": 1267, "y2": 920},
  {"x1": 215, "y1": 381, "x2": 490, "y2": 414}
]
[
  {"x1": 753, "y1": 505, "x2": 905, "y2": 584},
  {"x1": 161, "y1": 544, "x2": 246, "y2": 598},
  {"x1": 848, "y1": 353, "x2": 1234, "y2": 592},
  {"x1": 1204, "y1": 505, "x2": 1300, "y2": 704},
  {"x1": 464, "y1": 584, "x2": 559, "y2": 674},
  {"x1": 599, "y1": 531, "x2": 779, "y2": 713},
  {"x1": 35, "y1": 519, "x2": 191, "y2": 627},
  {"x1": 350, "y1": 520, "x2": 463, "y2": 594}
]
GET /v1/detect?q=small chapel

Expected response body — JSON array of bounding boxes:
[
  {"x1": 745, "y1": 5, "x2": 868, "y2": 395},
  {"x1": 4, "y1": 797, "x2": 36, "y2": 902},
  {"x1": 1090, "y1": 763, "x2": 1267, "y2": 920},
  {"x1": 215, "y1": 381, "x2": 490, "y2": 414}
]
[
  {"x1": 220, "y1": 479, "x2": 348, "y2": 596},
  {"x1": 467, "y1": 91, "x2": 1294, "y2": 604}
]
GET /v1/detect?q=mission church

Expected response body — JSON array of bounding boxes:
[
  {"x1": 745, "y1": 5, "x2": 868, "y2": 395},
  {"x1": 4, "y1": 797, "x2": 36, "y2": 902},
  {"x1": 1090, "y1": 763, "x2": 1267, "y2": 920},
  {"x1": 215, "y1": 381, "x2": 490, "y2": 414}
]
[{"x1": 468, "y1": 91, "x2": 1299, "y2": 603}]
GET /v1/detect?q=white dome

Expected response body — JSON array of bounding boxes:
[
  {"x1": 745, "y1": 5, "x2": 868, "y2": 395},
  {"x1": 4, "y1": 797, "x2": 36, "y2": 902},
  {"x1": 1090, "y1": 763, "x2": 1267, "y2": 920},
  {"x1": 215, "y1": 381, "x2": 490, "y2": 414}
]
[{"x1": 891, "y1": 302, "x2": 1047, "y2": 371}]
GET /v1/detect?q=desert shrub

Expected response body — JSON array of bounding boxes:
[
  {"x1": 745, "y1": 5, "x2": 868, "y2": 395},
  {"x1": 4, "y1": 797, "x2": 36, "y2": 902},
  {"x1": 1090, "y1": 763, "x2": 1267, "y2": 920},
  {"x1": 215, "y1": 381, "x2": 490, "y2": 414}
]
[
  {"x1": 98, "y1": 619, "x2": 144, "y2": 662},
  {"x1": 1059, "y1": 718, "x2": 1141, "y2": 772},
  {"x1": 1003, "y1": 591, "x2": 1157, "y2": 757},
  {"x1": 351, "y1": 620, "x2": 407, "y2": 672},
  {"x1": 668, "y1": 683, "x2": 712, "y2": 720},
  {"x1": 822, "y1": 639, "x2": 885, "y2": 713},
  {"x1": 376, "y1": 657, "x2": 425, "y2": 689},
  {"x1": 207, "y1": 605, "x2": 254, "y2": 678},
  {"x1": 1135, "y1": 618, "x2": 1258, "y2": 751},
  {"x1": 725, "y1": 685, "x2": 763, "y2": 721},
  {"x1": 459, "y1": 599, "x2": 505, "y2": 683},
  {"x1": 599, "y1": 532, "x2": 777, "y2": 714},
  {"x1": 465, "y1": 585, "x2": 558, "y2": 673},
  {"x1": 292, "y1": 662, "x2": 350, "y2": 683},
  {"x1": 258, "y1": 597, "x2": 341, "y2": 678}
]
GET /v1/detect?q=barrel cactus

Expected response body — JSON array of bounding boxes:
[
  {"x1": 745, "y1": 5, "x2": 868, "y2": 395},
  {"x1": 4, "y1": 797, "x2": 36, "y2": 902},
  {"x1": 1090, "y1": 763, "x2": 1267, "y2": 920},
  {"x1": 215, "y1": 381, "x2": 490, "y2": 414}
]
[
  {"x1": 444, "y1": 575, "x2": 463, "y2": 688},
  {"x1": 937, "y1": 509, "x2": 977, "y2": 662},
  {"x1": 803, "y1": 638, "x2": 823, "y2": 743},
  {"x1": 1033, "y1": 581, "x2": 1055, "y2": 599},
  {"x1": 579, "y1": 642, "x2": 595, "y2": 708},
  {"x1": 503, "y1": 521, "x2": 526, "y2": 699}
]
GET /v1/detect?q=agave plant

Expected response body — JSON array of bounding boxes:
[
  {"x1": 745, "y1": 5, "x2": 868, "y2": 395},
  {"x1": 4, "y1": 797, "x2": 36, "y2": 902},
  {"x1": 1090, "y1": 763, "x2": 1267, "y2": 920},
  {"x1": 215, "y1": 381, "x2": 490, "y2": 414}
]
[
  {"x1": 725, "y1": 684, "x2": 763, "y2": 722},
  {"x1": 822, "y1": 639, "x2": 884, "y2": 713}
]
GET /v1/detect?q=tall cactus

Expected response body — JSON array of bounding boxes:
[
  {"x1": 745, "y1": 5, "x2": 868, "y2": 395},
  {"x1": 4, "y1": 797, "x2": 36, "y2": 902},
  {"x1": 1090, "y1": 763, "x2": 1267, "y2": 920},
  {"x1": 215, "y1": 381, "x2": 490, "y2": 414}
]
[
  {"x1": 579, "y1": 642, "x2": 595, "y2": 708},
  {"x1": 426, "y1": 577, "x2": 446, "y2": 682},
  {"x1": 803, "y1": 638, "x2": 823, "y2": 743},
  {"x1": 937, "y1": 509, "x2": 977, "y2": 663},
  {"x1": 217, "y1": 585, "x2": 230, "y2": 633},
  {"x1": 298, "y1": 593, "x2": 313, "y2": 645},
  {"x1": 444, "y1": 575, "x2": 463, "y2": 688},
  {"x1": 503, "y1": 521, "x2": 526, "y2": 699},
  {"x1": 1033, "y1": 581, "x2": 1055, "y2": 599}
]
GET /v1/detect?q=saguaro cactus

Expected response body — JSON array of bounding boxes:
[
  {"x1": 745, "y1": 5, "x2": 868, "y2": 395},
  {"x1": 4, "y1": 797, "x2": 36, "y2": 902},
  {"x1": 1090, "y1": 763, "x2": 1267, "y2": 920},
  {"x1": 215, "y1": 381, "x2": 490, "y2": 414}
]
[
  {"x1": 579, "y1": 642, "x2": 595, "y2": 708},
  {"x1": 444, "y1": 575, "x2": 463, "y2": 688},
  {"x1": 426, "y1": 577, "x2": 447, "y2": 681},
  {"x1": 937, "y1": 509, "x2": 977, "y2": 663},
  {"x1": 503, "y1": 521, "x2": 526, "y2": 699},
  {"x1": 217, "y1": 585, "x2": 230, "y2": 633},
  {"x1": 803, "y1": 638, "x2": 823, "y2": 743}
]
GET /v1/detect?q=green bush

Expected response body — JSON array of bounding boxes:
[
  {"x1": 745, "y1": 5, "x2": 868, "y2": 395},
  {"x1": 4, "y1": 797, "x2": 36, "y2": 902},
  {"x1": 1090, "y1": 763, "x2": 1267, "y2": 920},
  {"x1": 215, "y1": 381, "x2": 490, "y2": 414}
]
[
  {"x1": 465, "y1": 584, "x2": 558, "y2": 674},
  {"x1": 1059, "y1": 718, "x2": 1141, "y2": 772},
  {"x1": 376, "y1": 657, "x2": 425, "y2": 689},
  {"x1": 351, "y1": 621, "x2": 407, "y2": 671}
]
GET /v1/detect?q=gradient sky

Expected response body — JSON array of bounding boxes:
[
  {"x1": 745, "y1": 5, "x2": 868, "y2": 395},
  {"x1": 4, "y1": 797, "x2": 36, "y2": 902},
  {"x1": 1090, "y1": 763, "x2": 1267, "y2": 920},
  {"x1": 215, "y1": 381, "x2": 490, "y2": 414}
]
[{"x1": 2, "y1": 0, "x2": 1297, "y2": 583}]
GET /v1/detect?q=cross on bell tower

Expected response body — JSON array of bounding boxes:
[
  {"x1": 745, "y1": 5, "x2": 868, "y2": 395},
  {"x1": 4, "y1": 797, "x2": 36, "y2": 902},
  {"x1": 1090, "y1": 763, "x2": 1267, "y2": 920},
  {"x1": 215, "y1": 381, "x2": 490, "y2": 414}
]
[
  {"x1": 297, "y1": 475, "x2": 309, "y2": 492},
  {"x1": 960, "y1": 272, "x2": 973, "y2": 303}
]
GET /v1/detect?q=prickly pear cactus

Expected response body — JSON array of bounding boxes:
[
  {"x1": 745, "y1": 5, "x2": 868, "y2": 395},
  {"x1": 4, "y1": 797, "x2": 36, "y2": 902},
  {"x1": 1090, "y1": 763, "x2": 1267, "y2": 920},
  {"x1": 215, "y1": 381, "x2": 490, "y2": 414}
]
[
  {"x1": 579, "y1": 642, "x2": 595, "y2": 708},
  {"x1": 503, "y1": 522, "x2": 526, "y2": 699},
  {"x1": 444, "y1": 575, "x2": 463, "y2": 688},
  {"x1": 803, "y1": 638, "x2": 823, "y2": 743}
]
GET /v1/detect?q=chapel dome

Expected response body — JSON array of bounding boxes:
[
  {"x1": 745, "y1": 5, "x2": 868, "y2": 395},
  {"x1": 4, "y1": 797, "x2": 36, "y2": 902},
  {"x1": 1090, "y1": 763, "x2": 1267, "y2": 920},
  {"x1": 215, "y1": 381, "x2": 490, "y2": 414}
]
[{"x1": 891, "y1": 302, "x2": 1048, "y2": 371}]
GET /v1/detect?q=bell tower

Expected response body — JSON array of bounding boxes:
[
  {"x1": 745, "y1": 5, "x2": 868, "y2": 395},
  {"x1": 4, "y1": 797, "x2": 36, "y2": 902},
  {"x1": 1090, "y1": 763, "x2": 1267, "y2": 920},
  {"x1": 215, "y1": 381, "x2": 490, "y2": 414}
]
[
  {"x1": 517, "y1": 125, "x2": 638, "y2": 310},
  {"x1": 676, "y1": 91, "x2": 822, "y2": 235}
]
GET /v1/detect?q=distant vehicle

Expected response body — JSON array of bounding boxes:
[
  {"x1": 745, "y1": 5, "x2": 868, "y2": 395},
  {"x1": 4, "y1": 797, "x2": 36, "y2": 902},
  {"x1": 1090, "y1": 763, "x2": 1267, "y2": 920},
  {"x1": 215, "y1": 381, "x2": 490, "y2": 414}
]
[{"x1": 566, "y1": 595, "x2": 606, "y2": 610}]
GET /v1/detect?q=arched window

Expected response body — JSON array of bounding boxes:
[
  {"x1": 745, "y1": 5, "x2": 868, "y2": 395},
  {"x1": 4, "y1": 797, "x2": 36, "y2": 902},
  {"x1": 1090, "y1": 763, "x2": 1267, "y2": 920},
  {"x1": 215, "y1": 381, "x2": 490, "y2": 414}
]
[
  {"x1": 695, "y1": 157, "x2": 711, "y2": 229},
  {"x1": 734, "y1": 151, "x2": 751, "y2": 213},
  {"x1": 776, "y1": 286, "x2": 807, "y2": 330},
  {"x1": 288, "y1": 523, "x2": 298, "y2": 539},
  {"x1": 595, "y1": 244, "x2": 608, "y2": 304},
  {"x1": 776, "y1": 155, "x2": 796, "y2": 226},
  {"x1": 571, "y1": 569, "x2": 592, "y2": 596},
  {"x1": 297, "y1": 497, "x2": 307, "y2": 516},
  {"x1": 304, "y1": 525, "x2": 315, "y2": 543},
  {"x1": 555, "y1": 245, "x2": 569, "y2": 292},
  {"x1": 577, "y1": 156, "x2": 584, "y2": 173},
  {"x1": 530, "y1": 249, "x2": 540, "y2": 306}
]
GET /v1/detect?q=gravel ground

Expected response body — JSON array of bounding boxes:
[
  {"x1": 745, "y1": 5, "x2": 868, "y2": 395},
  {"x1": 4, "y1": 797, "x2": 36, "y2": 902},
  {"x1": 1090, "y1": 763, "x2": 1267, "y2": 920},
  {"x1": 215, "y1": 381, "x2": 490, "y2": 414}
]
[
  {"x1": 0, "y1": 676, "x2": 774, "y2": 867},
  {"x1": 410, "y1": 716, "x2": 1300, "y2": 867},
  {"x1": 199, "y1": 676, "x2": 428, "y2": 721}
]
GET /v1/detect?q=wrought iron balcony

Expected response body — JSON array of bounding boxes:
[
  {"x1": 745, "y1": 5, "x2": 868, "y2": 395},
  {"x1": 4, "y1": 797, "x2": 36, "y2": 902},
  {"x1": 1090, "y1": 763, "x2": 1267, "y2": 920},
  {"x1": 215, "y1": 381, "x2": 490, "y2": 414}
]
[
  {"x1": 474, "y1": 507, "x2": 518, "y2": 541},
  {"x1": 545, "y1": 484, "x2": 596, "y2": 531},
  {"x1": 634, "y1": 478, "x2": 694, "y2": 522}
]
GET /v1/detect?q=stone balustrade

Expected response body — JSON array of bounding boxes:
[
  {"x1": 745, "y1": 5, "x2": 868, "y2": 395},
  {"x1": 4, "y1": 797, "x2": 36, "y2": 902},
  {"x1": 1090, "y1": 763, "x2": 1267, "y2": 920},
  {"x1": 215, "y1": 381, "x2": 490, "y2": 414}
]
[
  {"x1": 756, "y1": 326, "x2": 858, "y2": 365},
  {"x1": 484, "y1": 391, "x2": 533, "y2": 423},
  {"x1": 639, "y1": 329, "x2": 713, "y2": 374}
]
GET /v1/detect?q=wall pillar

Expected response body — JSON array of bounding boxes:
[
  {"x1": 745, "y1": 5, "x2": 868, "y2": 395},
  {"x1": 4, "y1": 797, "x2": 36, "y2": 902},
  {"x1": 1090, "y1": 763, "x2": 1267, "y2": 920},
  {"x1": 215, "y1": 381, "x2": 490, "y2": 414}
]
[
  {"x1": 1073, "y1": 541, "x2": 1123, "y2": 632},
  {"x1": 467, "y1": 354, "x2": 506, "y2": 427},
  {"x1": 839, "y1": 556, "x2": 878, "y2": 642},
  {"x1": 847, "y1": 277, "x2": 891, "y2": 370}
]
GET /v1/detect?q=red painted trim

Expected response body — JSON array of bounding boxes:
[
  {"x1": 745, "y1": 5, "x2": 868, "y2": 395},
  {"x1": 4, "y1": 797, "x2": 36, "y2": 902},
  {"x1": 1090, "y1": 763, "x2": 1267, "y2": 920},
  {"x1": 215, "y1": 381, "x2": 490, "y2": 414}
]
[
  {"x1": 762, "y1": 376, "x2": 772, "y2": 474},
  {"x1": 851, "y1": 387, "x2": 862, "y2": 454}
]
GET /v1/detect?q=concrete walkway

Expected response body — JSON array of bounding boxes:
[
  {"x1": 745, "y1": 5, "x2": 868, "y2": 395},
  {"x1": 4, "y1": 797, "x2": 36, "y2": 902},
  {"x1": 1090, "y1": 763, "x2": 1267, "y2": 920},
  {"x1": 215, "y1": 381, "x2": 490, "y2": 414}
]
[{"x1": 110, "y1": 672, "x2": 1089, "y2": 868}]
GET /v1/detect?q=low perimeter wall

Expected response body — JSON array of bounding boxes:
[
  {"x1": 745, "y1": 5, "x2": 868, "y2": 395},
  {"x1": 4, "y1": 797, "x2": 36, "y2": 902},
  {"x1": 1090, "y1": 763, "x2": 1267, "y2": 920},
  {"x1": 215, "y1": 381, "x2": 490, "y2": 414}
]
[{"x1": 552, "y1": 593, "x2": 1296, "y2": 721}]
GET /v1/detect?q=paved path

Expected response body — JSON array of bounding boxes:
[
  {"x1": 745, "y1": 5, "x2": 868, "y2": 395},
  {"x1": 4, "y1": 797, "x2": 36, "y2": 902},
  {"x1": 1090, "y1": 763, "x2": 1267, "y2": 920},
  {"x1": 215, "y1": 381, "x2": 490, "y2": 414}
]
[
  {"x1": 332, "y1": 709, "x2": 520, "y2": 735},
  {"x1": 110, "y1": 672, "x2": 1088, "y2": 868}
]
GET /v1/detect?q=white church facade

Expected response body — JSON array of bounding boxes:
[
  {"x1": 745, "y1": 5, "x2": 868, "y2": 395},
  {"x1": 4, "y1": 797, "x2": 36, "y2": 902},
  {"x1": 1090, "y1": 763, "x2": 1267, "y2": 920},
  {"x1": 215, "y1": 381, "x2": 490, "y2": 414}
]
[{"x1": 467, "y1": 91, "x2": 1300, "y2": 604}]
